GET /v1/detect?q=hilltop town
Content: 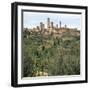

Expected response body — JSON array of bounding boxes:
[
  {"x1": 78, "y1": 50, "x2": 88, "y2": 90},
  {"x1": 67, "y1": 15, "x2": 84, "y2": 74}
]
[
  {"x1": 23, "y1": 18, "x2": 80, "y2": 77},
  {"x1": 24, "y1": 18, "x2": 80, "y2": 38}
]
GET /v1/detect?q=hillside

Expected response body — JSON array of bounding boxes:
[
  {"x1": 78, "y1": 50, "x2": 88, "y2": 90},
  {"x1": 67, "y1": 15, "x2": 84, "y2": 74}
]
[{"x1": 23, "y1": 28, "x2": 80, "y2": 77}]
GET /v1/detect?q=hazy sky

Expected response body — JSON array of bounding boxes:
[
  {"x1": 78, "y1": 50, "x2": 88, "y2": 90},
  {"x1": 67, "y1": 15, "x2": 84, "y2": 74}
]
[{"x1": 23, "y1": 11, "x2": 81, "y2": 30}]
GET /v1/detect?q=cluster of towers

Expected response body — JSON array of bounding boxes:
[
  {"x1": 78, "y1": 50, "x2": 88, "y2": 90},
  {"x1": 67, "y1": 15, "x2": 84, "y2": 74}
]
[
  {"x1": 47, "y1": 18, "x2": 62, "y2": 29},
  {"x1": 35, "y1": 18, "x2": 63, "y2": 31},
  {"x1": 30, "y1": 17, "x2": 69, "y2": 35}
]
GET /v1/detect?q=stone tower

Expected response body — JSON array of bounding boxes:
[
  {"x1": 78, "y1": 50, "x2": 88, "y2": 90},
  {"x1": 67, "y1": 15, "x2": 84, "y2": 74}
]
[
  {"x1": 40, "y1": 22, "x2": 43, "y2": 31},
  {"x1": 37, "y1": 26, "x2": 39, "y2": 30},
  {"x1": 40, "y1": 22, "x2": 44, "y2": 32},
  {"x1": 56, "y1": 24, "x2": 58, "y2": 29},
  {"x1": 65, "y1": 24, "x2": 67, "y2": 28},
  {"x1": 42, "y1": 24, "x2": 44, "y2": 30},
  {"x1": 51, "y1": 22, "x2": 54, "y2": 29},
  {"x1": 47, "y1": 18, "x2": 50, "y2": 29},
  {"x1": 60, "y1": 21, "x2": 61, "y2": 28}
]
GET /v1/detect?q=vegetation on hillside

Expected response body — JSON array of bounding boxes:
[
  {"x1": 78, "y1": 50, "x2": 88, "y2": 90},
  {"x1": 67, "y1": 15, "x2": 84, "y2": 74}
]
[{"x1": 23, "y1": 30, "x2": 80, "y2": 77}]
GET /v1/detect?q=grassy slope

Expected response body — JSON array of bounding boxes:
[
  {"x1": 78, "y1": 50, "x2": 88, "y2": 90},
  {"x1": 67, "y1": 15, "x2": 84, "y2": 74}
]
[{"x1": 23, "y1": 30, "x2": 80, "y2": 77}]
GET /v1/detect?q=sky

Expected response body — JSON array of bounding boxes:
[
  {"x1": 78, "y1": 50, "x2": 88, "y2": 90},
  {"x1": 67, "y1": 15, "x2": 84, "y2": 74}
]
[{"x1": 23, "y1": 11, "x2": 81, "y2": 30}]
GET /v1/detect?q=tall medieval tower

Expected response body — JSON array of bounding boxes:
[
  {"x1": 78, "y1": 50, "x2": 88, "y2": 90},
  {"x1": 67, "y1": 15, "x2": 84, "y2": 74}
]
[
  {"x1": 60, "y1": 21, "x2": 61, "y2": 28},
  {"x1": 47, "y1": 18, "x2": 50, "y2": 29}
]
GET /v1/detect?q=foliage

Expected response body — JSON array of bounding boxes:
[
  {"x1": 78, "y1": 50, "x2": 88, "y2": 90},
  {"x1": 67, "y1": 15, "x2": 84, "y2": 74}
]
[{"x1": 23, "y1": 30, "x2": 80, "y2": 77}]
